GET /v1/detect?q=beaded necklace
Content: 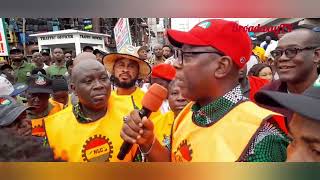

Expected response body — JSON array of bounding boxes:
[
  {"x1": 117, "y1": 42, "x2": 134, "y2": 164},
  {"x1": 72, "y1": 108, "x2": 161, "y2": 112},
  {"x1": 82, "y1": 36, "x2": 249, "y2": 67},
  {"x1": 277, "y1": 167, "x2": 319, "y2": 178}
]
[{"x1": 73, "y1": 103, "x2": 95, "y2": 123}]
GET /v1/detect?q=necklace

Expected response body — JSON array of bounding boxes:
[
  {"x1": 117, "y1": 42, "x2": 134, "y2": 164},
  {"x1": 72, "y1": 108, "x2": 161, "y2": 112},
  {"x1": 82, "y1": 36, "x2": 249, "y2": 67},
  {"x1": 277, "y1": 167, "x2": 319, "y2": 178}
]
[{"x1": 73, "y1": 103, "x2": 95, "y2": 123}]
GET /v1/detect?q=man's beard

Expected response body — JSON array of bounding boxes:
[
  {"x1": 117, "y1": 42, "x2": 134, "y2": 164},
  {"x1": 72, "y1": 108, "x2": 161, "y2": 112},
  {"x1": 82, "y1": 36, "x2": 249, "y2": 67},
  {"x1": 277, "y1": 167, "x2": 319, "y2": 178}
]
[{"x1": 114, "y1": 76, "x2": 138, "y2": 88}]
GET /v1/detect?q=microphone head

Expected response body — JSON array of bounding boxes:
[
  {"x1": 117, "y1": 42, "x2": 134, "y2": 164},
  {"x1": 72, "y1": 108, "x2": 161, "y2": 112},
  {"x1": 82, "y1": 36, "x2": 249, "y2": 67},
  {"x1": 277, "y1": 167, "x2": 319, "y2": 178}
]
[{"x1": 142, "y1": 83, "x2": 168, "y2": 112}]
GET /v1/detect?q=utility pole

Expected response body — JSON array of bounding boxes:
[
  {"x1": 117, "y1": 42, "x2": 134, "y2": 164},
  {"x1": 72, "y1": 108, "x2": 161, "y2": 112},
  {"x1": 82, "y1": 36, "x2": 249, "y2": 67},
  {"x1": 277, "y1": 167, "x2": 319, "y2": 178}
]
[
  {"x1": 134, "y1": 18, "x2": 138, "y2": 46},
  {"x1": 155, "y1": 18, "x2": 158, "y2": 44},
  {"x1": 92, "y1": 18, "x2": 101, "y2": 33},
  {"x1": 148, "y1": 19, "x2": 151, "y2": 45},
  {"x1": 140, "y1": 18, "x2": 148, "y2": 46}
]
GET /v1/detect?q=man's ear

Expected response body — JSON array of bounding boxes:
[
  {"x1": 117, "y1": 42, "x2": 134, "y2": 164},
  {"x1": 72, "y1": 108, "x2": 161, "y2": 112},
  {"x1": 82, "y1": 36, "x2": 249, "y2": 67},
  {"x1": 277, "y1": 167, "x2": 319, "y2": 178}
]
[
  {"x1": 314, "y1": 48, "x2": 320, "y2": 64},
  {"x1": 70, "y1": 82, "x2": 76, "y2": 93},
  {"x1": 214, "y1": 56, "x2": 233, "y2": 79}
]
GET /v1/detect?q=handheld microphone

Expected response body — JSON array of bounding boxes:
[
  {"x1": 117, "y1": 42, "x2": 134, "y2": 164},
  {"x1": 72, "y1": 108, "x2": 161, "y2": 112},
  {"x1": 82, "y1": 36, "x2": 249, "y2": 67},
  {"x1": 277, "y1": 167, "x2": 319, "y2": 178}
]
[{"x1": 117, "y1": 83, "x2": 168, "y2": 160}]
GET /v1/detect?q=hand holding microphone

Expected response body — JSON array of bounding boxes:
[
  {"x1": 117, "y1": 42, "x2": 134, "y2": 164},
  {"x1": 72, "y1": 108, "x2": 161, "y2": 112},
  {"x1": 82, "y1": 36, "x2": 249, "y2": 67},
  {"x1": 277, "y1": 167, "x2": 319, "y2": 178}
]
[{"x1": 118, "y1": 83, "x2": 168, "y2": 160}]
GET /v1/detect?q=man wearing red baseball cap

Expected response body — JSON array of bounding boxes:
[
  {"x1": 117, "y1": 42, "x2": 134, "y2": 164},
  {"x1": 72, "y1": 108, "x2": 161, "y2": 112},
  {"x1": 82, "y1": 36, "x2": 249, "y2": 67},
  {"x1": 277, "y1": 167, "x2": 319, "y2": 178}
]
[
  {"x1": 120, "y1": 19, "x2": 289, "y2": 162},
  {"x1": 142, "y1": 63, "x2": 176, "y2": 92},
  {"x1": 150, "y1": 64, "x2": 176, "y2": 114}
]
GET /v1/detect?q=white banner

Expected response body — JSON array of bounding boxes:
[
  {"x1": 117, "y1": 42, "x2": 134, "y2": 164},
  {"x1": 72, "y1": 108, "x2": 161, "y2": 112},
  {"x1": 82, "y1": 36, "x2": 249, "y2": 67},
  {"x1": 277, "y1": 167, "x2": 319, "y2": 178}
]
[
  {"x1": 114, "y1": 18, "x2": 132, "y2": 52},
  {"x1": 0, "y1": 18, "x2": 9, "y2": 56}
]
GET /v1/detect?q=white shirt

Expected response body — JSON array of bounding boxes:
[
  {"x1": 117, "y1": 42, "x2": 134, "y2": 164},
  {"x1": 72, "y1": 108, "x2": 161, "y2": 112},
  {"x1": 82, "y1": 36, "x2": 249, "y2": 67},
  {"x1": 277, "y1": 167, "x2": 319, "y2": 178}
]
[
  {"x1": 141, "y1": 83, "x2": 170, "y2": 114},
  {"x1": 273, "y1": 72, "x2": 279, "y2": 80},
  {"x1": 43, "y1": 64, "x2": 49, "y2": 70},
  {"x1": 160, "y1": 99, "x2": 171, "y2": 114},
  {"x1": 0, "y1": 76, "x2": 14, "y2": 96},
  {"x1": 164, "y1": 56, "x2": 176, "y2": 65},
  {"x1": 247, "y1": 55, "x2": 259, "y2": 74},
  {"x1": 141, "y1": 83, "x2": 150, "y2": 93},
  {"x1": 260, "y1": 40, "x2": 277, "y2": 50},
  {"x1": 265, "y1": 41, "x2": 279, "y2": 59}
]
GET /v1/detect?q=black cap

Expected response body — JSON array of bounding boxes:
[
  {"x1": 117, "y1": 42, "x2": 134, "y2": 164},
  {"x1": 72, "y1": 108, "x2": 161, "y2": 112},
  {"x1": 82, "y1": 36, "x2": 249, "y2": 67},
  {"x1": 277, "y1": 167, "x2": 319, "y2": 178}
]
[
  {"x1": 52, "y1": 78, "x2": 68, "y2": 92},
  {"x1": 83, "y1": 46, "x2": 94, "y2": 52},
  {"x1": 93, "y1": 49, "x2": 107, "y2": 56},
  {"x1": 9, "y1": 47, "x2": 23, "y2": 55},
  {"x1": 40, "y1": 49, "x2": 50, "y2": 56},
  {"x1": 255, "y1": 76, "x2": 320, "y2": 121},
  {"x1": 27, "y1": 73, "x2": 53, "y2": 94}
]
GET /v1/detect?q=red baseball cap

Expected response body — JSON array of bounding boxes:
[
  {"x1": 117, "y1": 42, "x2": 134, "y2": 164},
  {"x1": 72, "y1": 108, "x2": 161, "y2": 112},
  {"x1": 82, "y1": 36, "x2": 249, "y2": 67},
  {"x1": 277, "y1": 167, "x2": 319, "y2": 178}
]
[
  {"x1": 167, "y1": 19, "x2": 252, "y2": 68},
  {"x1": 151, "y1": 64, "x2": 176, "y2": 81}
]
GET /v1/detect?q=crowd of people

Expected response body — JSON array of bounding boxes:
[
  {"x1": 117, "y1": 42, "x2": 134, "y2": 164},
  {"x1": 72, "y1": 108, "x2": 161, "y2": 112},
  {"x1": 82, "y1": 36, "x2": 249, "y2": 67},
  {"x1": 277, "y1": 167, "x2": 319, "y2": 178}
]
[{"x1": 1, "y1": 19, "x2": 320, "y2": 162}]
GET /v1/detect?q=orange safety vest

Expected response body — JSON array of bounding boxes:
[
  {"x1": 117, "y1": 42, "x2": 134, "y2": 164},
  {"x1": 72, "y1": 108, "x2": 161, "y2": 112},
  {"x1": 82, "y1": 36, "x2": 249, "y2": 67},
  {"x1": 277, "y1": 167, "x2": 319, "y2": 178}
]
[
  {"x1": 31, "y1": 102, "x2": 64, "y2": 137},
  {"x1": 44, "y1": 96, "x2": 137, "y2": 162},
  {"x1": 111, "y1": 87, "x2": 145, "y2": 113},
  {"x1": 171, "y1": 101, "x2": 280, "y2": 162},
  {"x1": 153, "y1": 111, "x2": 175, "y2": 148},
  {"x1": 111, "y1": 87, "x2": 162, "y2": 120},
  {"x1": 49, "y1": 95, "x2": 72, "y2": 109}
]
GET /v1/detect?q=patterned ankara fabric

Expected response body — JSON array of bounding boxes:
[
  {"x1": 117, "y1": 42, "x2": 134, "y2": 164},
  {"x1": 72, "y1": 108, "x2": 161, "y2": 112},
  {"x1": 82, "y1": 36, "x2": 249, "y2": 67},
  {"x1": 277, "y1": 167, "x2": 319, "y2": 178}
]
[
  {"x1": 135, "y1": 85, "x2": 289, "y2": 162},
  {"x1": 73, "y1": 103, "x2": 95, "y2": 123},
  {"x1": 189, "y1": 85, "x2": 288, "y2": 162},
  {"x1": 239, "y1": 121, "x2": 289, "y2": 162},
  {"x1": 191, "y1": 85, "x2": 244, "y2": 126}
]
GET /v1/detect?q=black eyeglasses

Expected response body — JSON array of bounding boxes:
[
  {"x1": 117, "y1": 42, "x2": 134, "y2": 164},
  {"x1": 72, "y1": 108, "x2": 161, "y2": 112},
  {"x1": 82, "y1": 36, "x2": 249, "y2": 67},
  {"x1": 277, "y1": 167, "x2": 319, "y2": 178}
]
[
  {"x1": 175, "y1": 49, "x2": 225, "y2": 65},
  {"x1": 270, "y1": 46, "x2": 318, "y2": 60}
]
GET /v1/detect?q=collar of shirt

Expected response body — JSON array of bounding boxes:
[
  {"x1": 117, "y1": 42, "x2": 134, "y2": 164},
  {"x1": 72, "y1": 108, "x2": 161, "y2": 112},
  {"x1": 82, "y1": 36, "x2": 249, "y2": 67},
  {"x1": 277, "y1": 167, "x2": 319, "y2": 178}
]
[
  {"x1": 149, "y1": 56, "x2": 166, "y2": 65},
  {"x1": 191, "y1": 85, "x2": 244, "y2": 127},
  {"x1": 53, "y1": 63, "x2": 66, "y2": 69},
  {"x1": 241, "y1": 77, "x2": 251, "y2": 98},
  {"x1": 72, "y1": 103, "x2": 102, "y2": 123}
]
